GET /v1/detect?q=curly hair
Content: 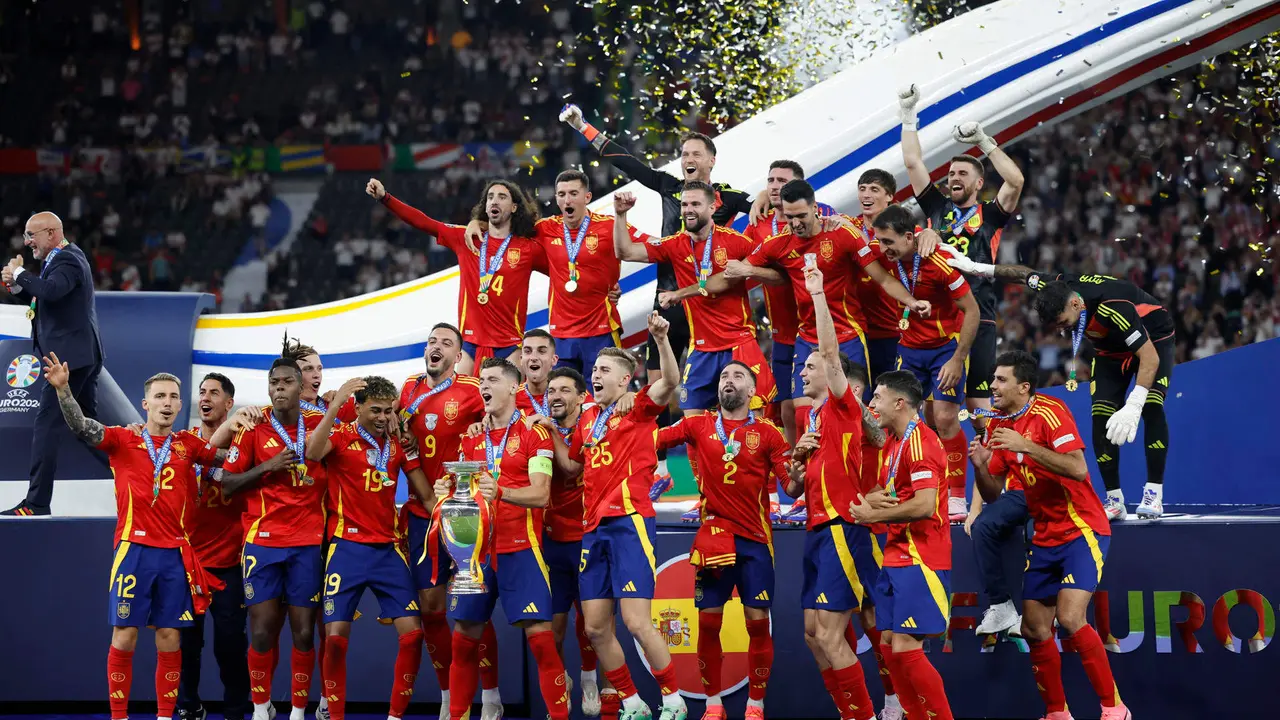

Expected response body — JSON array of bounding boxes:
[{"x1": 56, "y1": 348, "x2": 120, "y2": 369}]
[
  {"x1": 471, "y1": 179, "x2": 540, "y2": 238},
  {"x1": 355, "y1": 376, "x2": 399, "y2": 404}
]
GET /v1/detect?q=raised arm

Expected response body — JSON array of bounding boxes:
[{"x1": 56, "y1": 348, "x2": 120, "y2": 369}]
[
  {"x1": 366, "y1": 178, "x2": 447, "y2": 237},
  {"x1": 612, "y1": 193, "x2": 651, "y2": 263},
  {"x1": 953, "y1": 121, "x2": 1024, "y2": 214},
  {"x1": 305, "y1": 377, "x2": 365, "y2": 461},
  {"x1": 898, "y1": 84, "x2": 932, "y2": 196},
  {"x1": 646, "y1": 311, "x2": 680, "y2": 405},
  {"x1": 805, "y1": 265, "x2": 850, "y2": 400},
  {"x1": 43, "y1": 353, "x2": 104, "y2": 446},
  {"x1": 561, "y1": 104, "x2": 682, "y2": 195},
  {"x1": 861, "y1": 405, "x2": 886, "y2": 448},
  {"x1": 13, "y1": 257, "x2": 81, "y2": 303}
]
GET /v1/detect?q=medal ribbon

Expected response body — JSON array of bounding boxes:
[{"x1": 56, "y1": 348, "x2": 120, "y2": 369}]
[
  {"x1": 942, "y1": 205, "x2": 979, "y2": 236},
  {"x1": 715, "y1": 410, "x2": 755, "y2": 459},
  {"x1": 896, "y1": 254, "x2": 921, "y2": 328},
  {"x1": 268, "y1": 410, "x2": 307, "y2": 474},
  {"x1": 1067, "y1": 309, "x2": 1088, "y2": 388},
  {"x1": 525, "y1": 388, "x2": 550, "y2": 417},
  {"x1": 806, "y1": 399, "x2": 827, "y2": 435},
  {"x1": 400, "y1": 376, "x2": 454, "y2": 422},
  {"x1": 968, "y1": 397, "x2": 1034, "y2": 442},
  {"x1": 588, "y1": 401, "x2": 618, "y2": 446},
  {"x1": 478, "y1": 232, "x2": 515, "y2": 293},
  {"x1": 141, "y1": 430, "x2": 174, "y2": 505},
  {"x1": 692, "y1": 226, "x2": 715, "y2": 292},
  {"x1": 483, "y1": 410, "x2": 521, "y2": 478},
  {"x1": 300, "y1": 398, "x2": 327, "y2": 414},
  {"x1": 356, "y1": 423, "x2": 392, "y2": 485},
  {"x1": 564, "y1": 217, "x2": 590, "y2": 284},
  {"x1": 885, "y1": 418, "x2": 921, "y2": 499}
]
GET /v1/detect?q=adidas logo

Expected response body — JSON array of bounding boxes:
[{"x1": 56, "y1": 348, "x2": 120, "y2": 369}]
[
  {"x1": 179, "y1": 611, "x2": 193, "y2": 621},
  {"x1": 902, "y1": 617, "x2": 918, "y2": 629},
  {"x1": 165, "y1": 689, "x2": 178, "y2": 698},
  {"x1": 294, "y1": 690, "x2": 309, "y2": 697},
  {"x1": 816, "y1": 593, "x2": 828, "y2": 604},
  {"x1": 1097, "y1": 454, "x2": 1113, "y2": 463},
  {"x1": 710, "y1": 527, "x2": 724, "y2": 535},
  {"x1": 110, "y1": 690, "x2": 126, "y2": 699},
  {"x1": 480, "y1": 659, "x2": 493, "y2": 668},
  {"x1": 265, "y1": 438, "x2": 280, "y2": 449},
  {"x1": 976, "y1": 381, "x2": 989, "y2": 391},
  {"x1": 1158, "y1": 377, "x2": 1169, "y2": 387},
  {"x1": 1062, "y1": 574, "x2": 1075, "y2": 585},
  {"x1": 623, "y1": 581, "x2": 637, "y2": 592},
  {"x1": 349, "y1": 441, "x2": 363, "y2": 451},
  {"x1": 1148, "y1": 441, "x2": 1166, "y2": 450},
  {"x1": 406, "y1": 601, "x2": 420, "y2": 611},
  {"x1": 252, "y1": 685, "x2": 266, "y2": 693},
  {"x1": 524, "y1": 602, "x2": 540, "y2": 613},
  {"x1": 755, "y1": 590, "x2": 770, "y2": 601}
]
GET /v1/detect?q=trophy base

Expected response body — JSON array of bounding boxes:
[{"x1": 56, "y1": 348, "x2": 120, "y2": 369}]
[{"x1": 448, "y1": 572, "x2": 490, "y2": 596}]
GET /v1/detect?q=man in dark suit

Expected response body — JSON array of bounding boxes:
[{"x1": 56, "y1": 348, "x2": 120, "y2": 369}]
[{"x1": 1, "y1": 211, "x2": 105, "y2": 516}]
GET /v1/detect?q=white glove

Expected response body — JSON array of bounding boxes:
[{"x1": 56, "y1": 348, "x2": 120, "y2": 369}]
[
  {"x1": 1105, "y1": 386, "x2": 1147, "y2": 446},
  {"x1": 559, "y1": 103, "x2": 585, "y2": 130},
  {"x1": 934, "y1": 243, "x2": 993, "y2": 277},
  {"x1": 954, "y1": 121, "x2": 998, "y2": 155},
  {"x1": 898, "y1": 84, "x2": 921, "y2": 131}
]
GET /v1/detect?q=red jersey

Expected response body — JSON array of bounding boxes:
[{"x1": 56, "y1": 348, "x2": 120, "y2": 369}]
[
  {"x1": 223, "y1": 409, "x2": 328, "y2": 548},
  {"x1": 460, "y1": 413, "x2": 556, "y2": 554},
  {"x1": 188, "y1": 426, "x2": 246, "y2": 569},
  {"x1": 324, "y1": 423, "x2": 421, "y2": 544},
  {"x1": 880, "y1": 422, "x2": 951, "y2": 570},
  {"x1": 545, "y1": 419, "x2": 586, "y2": 543},
  {"x1": 536, "y1": 213, "x2": 626, "y2": 339},
  {"x1": 399, "y1": 373, "x2": 485, "y2": 518},
  {"x1": 853, "y1": 218, "x2": 901, "y2": 340},
  {"x1": 746, "y1": 222, "x2": 879, "y2": 344},
  {"x1": 99, "y1": 427, "x2": 220, "y2": 549},
  {"x1": 657, "y1": 414, "x2": 789, "y2": 543},
  {"x1": 892, "y1": 252, "x2": 969, "y2": 349},
  {"x1": 987, "y1": 395, "x2": 1110, "y2": 547},
  {"x1": 383, "y1": 194, "x2": 546, "y2": 348},
  {"x1": 801, "y1": 385, "x2": 865, "y2": 530},
  {"x1": 639, "y1": 227, "x2": 757, "y2": 352},
  {"x1": 569, "y1": 389, "x2": 665, "y2": 530},
  {"x1": 746, "y1": 212, "x2": 799, "y2": 344}
]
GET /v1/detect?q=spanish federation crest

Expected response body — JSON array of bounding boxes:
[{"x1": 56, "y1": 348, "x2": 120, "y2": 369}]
[
  {"x1": 745, "y1": 430, "x2": 761, "y2": 452},
  {"x1": 506, "y1": 248, "x2": 522, "y2": 267},
  {"x1": 506, "y1": 437, "x2": 521, "y2": 454},
  {"x1": 655, "y1": 607, "x2": 692, "y2": 648},
  {"x1": 425, "y1": 413, "x2": 439, "y2": 431},
  {"x1": 444, "y1": 401, "x2": 460, "y2": 422},
  {"x1": 324, "y1": 598, "x2": 335, "y2": 616},
  {"x1": 116, "y1": 601, "x2": 131, "y2": 619},
  {"x1": 713, "y1": 247, "x2": 729, "y2": 266},
  {"x1": 819, "y1": 239, "x2": 835, "y2": 260},
  {"x1": 585, "y1": 235, "x2": 600, "y2": 252},
  {"x1": 244, "y1": 582, "x2": 255, "y2": 600}
]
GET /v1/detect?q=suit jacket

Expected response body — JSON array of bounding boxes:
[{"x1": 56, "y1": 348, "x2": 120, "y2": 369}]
[{"x1": 11, "y1": 243, "x2": 105, "y2": 370}]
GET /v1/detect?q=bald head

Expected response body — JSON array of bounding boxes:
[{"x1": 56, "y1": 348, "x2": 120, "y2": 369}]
[{"x1": 24, "y1": 212, "x2": 65, "y2": 259}]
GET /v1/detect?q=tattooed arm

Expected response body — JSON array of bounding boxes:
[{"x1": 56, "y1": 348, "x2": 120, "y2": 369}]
[
  {"x1": 861, "y1": 403, "x2": 886, "y2": 449},
  {"x1": 56, "y1": 384, "x2": 105, "y2": 446},
  {"x1": 993, "y1": 264, "x2": 1045, "y2": 285}
]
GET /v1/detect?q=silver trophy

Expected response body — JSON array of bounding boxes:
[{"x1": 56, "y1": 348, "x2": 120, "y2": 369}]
[{"x1": 440, "y1": 461, "x2": 492, "y2": 595}]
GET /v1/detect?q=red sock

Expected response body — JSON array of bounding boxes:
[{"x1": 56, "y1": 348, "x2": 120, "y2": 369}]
[
  {"x1": 390, "y1": 630, "x2": 423, "y2": 719},
  {"x1": 603, "y1": 665, "x2": 639, "y2": 699},
  {"x1": 290, "y1": 648, "x2": 315, "y2": 709},
  {"x1": 942, "y1": 432, "x2": 969, "y2": 499},
  {"x1": 107, "y1": 646, "x2": 133, "y2": 720},
  {"x1": 449, "y1": 631, "x2": 482, "y2": 720},
  {"x1": 744, "y1": 618, "x2": 772, "y2": 702},
  {"x1": 421, "y1": 611, "x2": 453, "y2": 690},
  {"x1": 479, "y1": 620, "x2": 500, "y2": 690},
  {"x1": 247, "y1": 647, "x2": 273, "y2": 705},
  {"x1": 863, "y1": 626, "x2": 894, "y2": 696},
  {"x1": 1029, "y1": 638, "x2": 1067, "y2": 713},
  {"x1": 832, "y1": 663, "x2": 875, "y2": 720},
  {"x1": 820, "y1": 668, "x2": 843, "y2": 715},
  {"x1": 650, "y1": 659, "x2": 679, "y2": 697},
  {"x1": 576, "y1": 604, "x2": 598, "y2": 672},
  {"x1": 885, "y1": 648, "x2": 925, "y2": 720},
  {"x1": 1069, "y1": 625, "x2": 1121, "y2": 707},
  {"x1": 897, "y1": 648, "x2": 953, "y2": 720},
  {"x1": 156, "y1": 650, "x2": 181, "y2": 718},
  {"x1": 322, "y1": 635, "x2": 349, "y2": 720},
  {"x1": 697, "y1": 611, "x2": 724, "y2": 697},
  {"x1": 600, "y1": 691, "x2": 621, "y2": 720},
  {"x1": 528, "y1": 630, "x2": 570, "y2": 720}
]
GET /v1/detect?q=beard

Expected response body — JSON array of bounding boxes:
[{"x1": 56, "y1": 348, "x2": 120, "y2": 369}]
[{"x1": 719, "y1": 390, "x2": 746, "y2": 411}]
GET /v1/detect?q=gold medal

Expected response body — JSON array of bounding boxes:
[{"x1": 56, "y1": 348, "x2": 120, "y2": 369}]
[
  {"x1": 958, "y1": 409, "x2": 970, "y2": 421},
  {"x1": 1065, "y1": 379, "x2": 1079, "y2": 392},
  {"x1": 25, "y1": 307, "x2": 35, "y2": 321},
  {"x1": 477, "y1": 292, "x2": 489, "y2": 305},
  {"x1": 565, "y1": 279, "x2": 578, "y2": 293},
  {"x1": 899, "y1": 318, "x2": 910, "y2": 331},
  {"x1": 698, "y1": 287, "x2": 709, "y2": 297},
  {"x1": 722, "y1": 452, "x2": 735, "y2": 462}
]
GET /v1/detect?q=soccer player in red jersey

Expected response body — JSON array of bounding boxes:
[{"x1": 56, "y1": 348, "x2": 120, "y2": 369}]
[
  {"x1": 784, "y1": 267, "x2": 878, "y2": 720},
  {"x1": 549, "y1": 311, "x2": 684, "y2": 720},
  {"x1": 366, "y1": 176, "x2": 546, "y2": 374},
  {"x1": 517, "y1": 329, "x2": 559, "y2": 417},
  {"x1": 846, "y1": 170, "x2": 903, "y2": 385},
  {"x1": 221, "y1": 359, "x2": 328, "y2": 720},
  {"x1": 179, "y1": 373, "x2": 253, "y2": 720},
  {"x1": 529, "y1": 366, "x2": 602, "y2": 715},
  {"x1": 873, "y1": 205, "x2": 979, "y2": 519},
  {"x1": 438, "y1": 357, "x2": 567, "y2": 720},
  {"x1": 969, "y1": 351, "x2": 1130, "y2": 720},
  {"x1": 852, "y1": 370, "x2": 954, "y2": 720},
  {"x1": 304, "y1": 376, "x2": 433, "y2": 720},
  {"x1": 397, "y1": 323, "x2": 504, "y2": 720},
  {"x1": 729, "y1": 180, "x2": 928, "y2": 417},
  {"x1": 45, "y1": 356, "x2": 234, "y2": 720},
  {"x1": 613, "y1": 182, "x2": 778, "y2": 415},
  {"x1": 656, "y1": 362, "x2": 790, "y2": 720}
]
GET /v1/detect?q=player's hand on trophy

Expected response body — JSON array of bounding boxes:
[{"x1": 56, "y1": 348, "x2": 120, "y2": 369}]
[
  {"x1": 803, "y1": 265, "x2": 824, "y2": 295},
  {"x1": 646, "y1": 310, "x2": 669, "y2": 339},
  {"x1": 365, "y1": 178, "x2": 386, "y2": 200},
  {"x1": 477, "y1": 472, "x2": 499, "y2": 503},
  {"x1": 263, "y1": 448, "x2": 298, "y2": 473},
  {"x1": 41, "y1": 353, "x2": 70, "y2": 389},
  {"x1": 333, "y1": 377, "x2": 366, "y2": 405},
  {"x1": 559, "y1": 103, "x2": 586, "y2": 131},
  {"x1": 915, "y1": 228, "x2": 941, "y2": 257},
  {"x1": 613, "y1": 191, "x2": 637, "y2": 215},
  {"x1": 433, "y1": 475, "x2": 454, "y2": 499}
]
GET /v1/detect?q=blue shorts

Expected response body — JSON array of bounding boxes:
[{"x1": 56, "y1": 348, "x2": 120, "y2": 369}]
[
  {"x1": 1024, "y1": 535, "x2": 1111, "y2": 601},
  {"x1": 801, "y1": 520, "x2": 870, "y2": 612},
  {"x1": 462, "y1": 342, "x2": 519, "y2": 367},
  {"x1": 323, "y1": 539, "x2": 419, "y2": 623},
  {"x1": 580, "y1": 514, "x2": 658, "y2": 601},
  {"x1": 448, "y1": 547, "x2": 553, "y2": 625},
  {"x1": 408, "y1": 513, "x2": 453, "y2": 590},
  {"x1": 679, "y1": 342, "x2": 774, "y2": 411},
  {"x1": 794, "y1": 336, "x2": 870, "y2": 402},
  {"x1": 556, "y1": 333, "x2": 620, "y2": 375},
  {"x1": 771, "y1": 341, "x2": 795, "y2": 401},
  {"x1": 896, "y1": 339, "x2": 966, "y2": 405},
  {"x1": 851, "y1": 528, "x2": 886, "y2": 608},
  {"x1": 544, "y1": 537, "x2": 582, "y2": 615},
  {"x1": 695, "y1": 536, "x2": 775, "y2": 609},
  {"x1": 866, "y1": 337, "x2": 900, "y2": 389},
  {"x1": 242, "y1": 542, "x2": 323, "y2": 608},
  {"x1": 876, "y1": 565, "x2": 952, "y2": 635},
  {"x1": 108, "y1": 543, "x2": 194, "y2": 628}
]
